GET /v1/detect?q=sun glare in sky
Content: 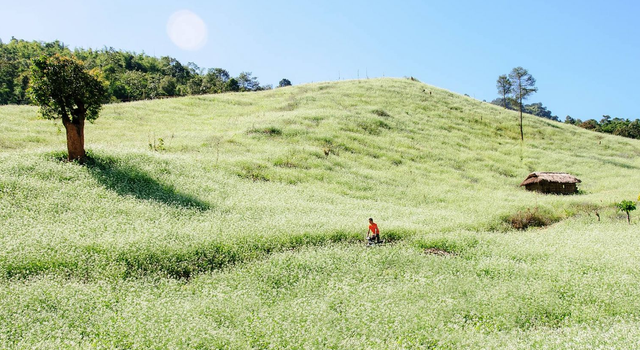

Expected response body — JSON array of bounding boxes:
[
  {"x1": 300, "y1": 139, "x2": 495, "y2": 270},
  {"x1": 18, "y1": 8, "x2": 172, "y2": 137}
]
[{"x1": 166, "y1": 10, "x2": 208, "y2": 51}]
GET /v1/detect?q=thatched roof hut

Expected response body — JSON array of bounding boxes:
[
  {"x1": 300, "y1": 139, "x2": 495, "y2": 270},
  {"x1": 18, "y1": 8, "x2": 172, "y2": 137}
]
[{"x1": 520, "y1": 172, "x2": 581, "y2": 194}]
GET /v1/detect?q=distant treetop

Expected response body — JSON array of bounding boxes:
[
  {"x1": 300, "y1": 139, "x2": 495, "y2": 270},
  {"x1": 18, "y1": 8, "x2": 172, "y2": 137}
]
[{"x1": 278, "y1": 79, "x2": 292, "y2": 87}]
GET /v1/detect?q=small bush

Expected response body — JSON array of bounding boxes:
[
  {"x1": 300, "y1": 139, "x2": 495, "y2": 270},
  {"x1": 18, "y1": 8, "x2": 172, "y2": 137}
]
[
  {"x1": 508, "y1": 208, "x2": 555, "y2": 230},
  {"x1": 148, "y1": 137, "x2": 165, "y2": 151},
  {"x1": 247, "y1": 126, "x2": 282, "y2": 136},
  {"x1": 371, "y1": 109, "x2": 391, "y2": 117}
]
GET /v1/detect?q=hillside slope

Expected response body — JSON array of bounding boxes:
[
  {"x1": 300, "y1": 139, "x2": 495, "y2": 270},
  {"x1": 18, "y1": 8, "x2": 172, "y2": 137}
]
[{"x1": 1, "y1": 78, "x2": 640, "y2": 348}]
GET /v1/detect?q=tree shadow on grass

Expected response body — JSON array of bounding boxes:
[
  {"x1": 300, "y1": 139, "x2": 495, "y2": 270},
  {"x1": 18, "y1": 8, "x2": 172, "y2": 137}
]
[{"x1": 85, "y1": 153, "x2": 210, "y2": 211}]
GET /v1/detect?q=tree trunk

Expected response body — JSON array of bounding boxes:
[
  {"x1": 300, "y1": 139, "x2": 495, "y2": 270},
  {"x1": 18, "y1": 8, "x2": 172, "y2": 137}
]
[
  {"x1": 627, "y1": 212, "x2": 631, "y2": 224},
  {"x1": 63, "y1": 116, "x2": 86, "y2": 162},
  {"x1": 519, "y1": 99, "x2": 524, "y2": 141}
]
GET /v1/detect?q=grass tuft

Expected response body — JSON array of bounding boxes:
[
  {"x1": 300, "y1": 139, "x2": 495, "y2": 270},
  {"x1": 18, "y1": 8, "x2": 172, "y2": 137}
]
[
  {"x1": 247, "y1": 126, "x2": 283, "y2": 136},
  {"x1": 237, "y1": 161, "x2": 271, "y2": 182},
  {"x1": 371, "y1": 109, "x2": 391, "y2": 117}
]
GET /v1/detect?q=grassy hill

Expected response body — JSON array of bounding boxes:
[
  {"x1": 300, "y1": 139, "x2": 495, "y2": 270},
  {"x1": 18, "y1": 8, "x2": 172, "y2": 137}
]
[{"x1": 1, "y1": 78, "x2": 640, "y2": 348}]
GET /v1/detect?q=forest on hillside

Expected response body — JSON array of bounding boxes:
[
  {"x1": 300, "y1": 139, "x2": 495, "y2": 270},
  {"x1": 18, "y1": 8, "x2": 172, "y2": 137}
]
[{"x1": 0, "y1": 38, "x2": 273, "y2": 105}]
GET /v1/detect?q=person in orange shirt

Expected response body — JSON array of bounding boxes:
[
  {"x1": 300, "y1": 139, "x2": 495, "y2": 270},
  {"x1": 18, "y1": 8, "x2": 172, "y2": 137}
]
[{"x1": 368, "y1": 218, "x2": 380, "y2": 244}]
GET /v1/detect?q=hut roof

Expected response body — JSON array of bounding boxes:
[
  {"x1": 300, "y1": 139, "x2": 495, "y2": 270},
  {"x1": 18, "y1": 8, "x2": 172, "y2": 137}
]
[{"x1": 520, "y1": 172, "x2": 581, "y2": 186}]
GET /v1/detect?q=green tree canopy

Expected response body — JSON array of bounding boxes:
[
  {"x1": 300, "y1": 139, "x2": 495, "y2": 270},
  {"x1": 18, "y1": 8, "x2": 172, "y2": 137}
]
[
  {"x1": 508, "y1": 67, "x2": 538, "y2": 141},
  {"x1": 524, "y1": 102, "x2": 558, "y2": 121},
  {"x1": 237, "y1": 72, "x2": 260, "y2": 91},
  {"x1": 29, "y1": 53, "x2": 107, "y2": 161},
  {"x1": 225, "y1": 78, "x2": 240, "y2": 92},
  {"x1": 279, "y1": 78, "x2": 292, "y2": 88},
  {"x1": 616, "y1": 200, "x2": 637, "y2": 224},
  {"x1": 495, "y1": 75, "x2": 512, "y2": 109}
]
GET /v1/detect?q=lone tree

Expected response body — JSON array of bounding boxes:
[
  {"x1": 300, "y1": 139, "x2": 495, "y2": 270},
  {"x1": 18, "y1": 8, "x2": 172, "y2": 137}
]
[
  {"x1": 278, "y1": 78, "x2": 292, "y2": 88},
  {"x1": 616, "y1": 200, "x2": 637, "y2": 224},
  {"x1": 29, "y1": 54, "x2": 106, "y2": 162},
  {"x1": 495, "y1": 74, "x2": 512, "y2": 109},
  {"x1": 508, "y1": 67, "x2": 538, "y2": 141}
]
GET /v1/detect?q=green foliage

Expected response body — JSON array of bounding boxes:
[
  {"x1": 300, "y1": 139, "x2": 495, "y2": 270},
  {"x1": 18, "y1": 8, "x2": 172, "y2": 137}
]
[
  {"x1": 568, "y1": 115, "x2": 640, "y2": 140},
  {"x1": 491, "y1": 99, "x2": 558, "y2": 121},
  {"x1": 148, "y1": 137, "x2": 165, "y2": 152},
  {"x1": 0, "y1": 38, "x2": 68, "y2": 105},
  {"x1": 29, "y1": 54, "x2": 106, "y2": 122},
  {"x1": 492, "y1": 87, "x2": 555, "y2": 122},
  {"x1": 616, "y1": 200, "x2": 637, "y2": 212},
  {"x1": 523, "y1": 102, "x2": 558, "y2": 121},
  {"x1": 508, "y1": 67, "x2": 538, "y2": 141},
  {"x1": 225, "y1": 78, "x2": 240, "y2": 92},
  {"x1": 616, "y1": 199, "x2": 637, "y2": 224},
  {"x1": 0, "y1": 38, "x2": 267, "y2": 105},
  {"x1": 237, "y1": 72, "x2": 260, "y2": 92},
  {"x1": 490, "y1": 97, "x2": 515, "y2": 110},
  {"x1": 278, "y1": 78, "x2": 292, "y2": 87},
  {"x1": 509, "y1": 67, "x2": 538, "y2": 106},
  {"x1": 495, "y1": 74, "x2": 512, "y2": 109}
]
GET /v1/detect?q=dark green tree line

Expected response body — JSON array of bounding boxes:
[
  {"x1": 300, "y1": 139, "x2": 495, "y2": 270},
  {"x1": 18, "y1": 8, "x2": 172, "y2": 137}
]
[
  {"x1": 565, "y1": 115, "x2": 640, "y2": 140},
  {"x1": 490, "y1": 98, "x2": 558, "y2": 121},
  {"x1": 0, "y1": 38, "x2": 271, "y2": 105}
]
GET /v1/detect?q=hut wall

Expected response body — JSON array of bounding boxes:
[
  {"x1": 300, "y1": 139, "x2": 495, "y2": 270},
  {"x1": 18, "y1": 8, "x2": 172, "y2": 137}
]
[
  {"x1": 524, "y1": 183, "x2": 543, "y2": 192},
  {"x1": 524, "y1": 182, "x2": 577, "y2": 194}
]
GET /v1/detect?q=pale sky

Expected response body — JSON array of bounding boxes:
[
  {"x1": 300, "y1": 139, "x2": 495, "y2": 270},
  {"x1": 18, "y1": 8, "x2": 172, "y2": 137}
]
[{"x1": 2, "y1": 0, "x2": 639, "y2": 120}]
